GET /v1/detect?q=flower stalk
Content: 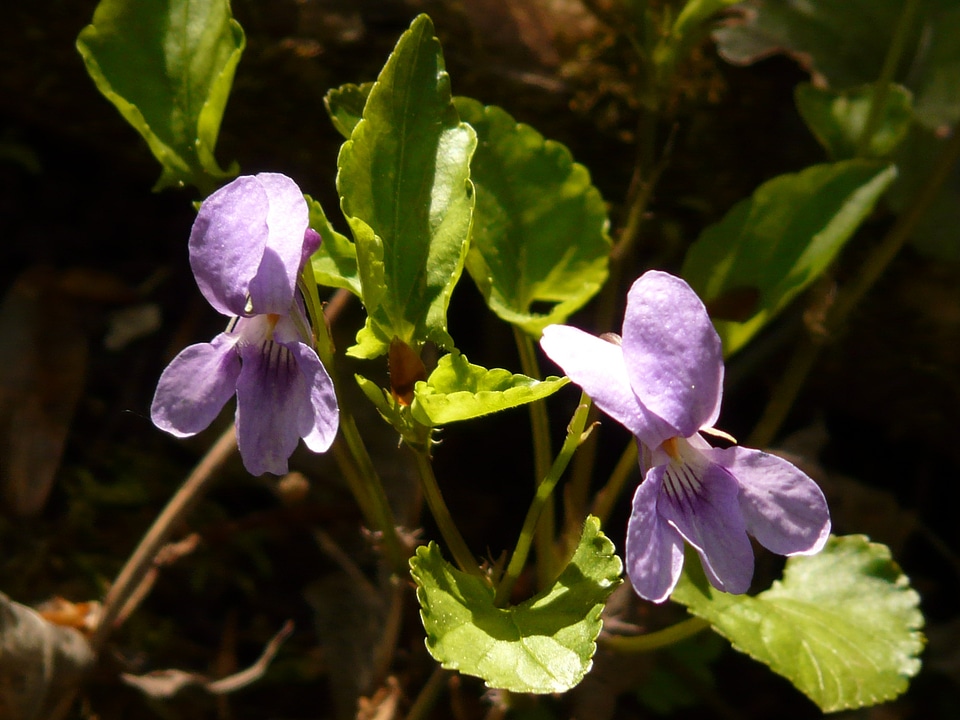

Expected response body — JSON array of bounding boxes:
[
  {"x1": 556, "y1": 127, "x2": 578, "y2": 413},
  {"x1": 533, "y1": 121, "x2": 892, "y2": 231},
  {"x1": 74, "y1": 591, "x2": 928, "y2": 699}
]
[{"x1": 494, "y1": 394, "x2": 593, "y2": 606}]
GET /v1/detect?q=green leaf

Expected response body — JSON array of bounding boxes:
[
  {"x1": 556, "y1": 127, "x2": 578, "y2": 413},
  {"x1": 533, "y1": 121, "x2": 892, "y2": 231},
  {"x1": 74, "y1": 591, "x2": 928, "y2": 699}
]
[
  {"x1": 713, "y1": 0, "x2": 960, "y2": 131},
  {"x1": 671, "y1": 535, "x2": 924, "y2": 712},
  {"x1": 456, "y1": 97, "x2": 611, "y2": 337},
  {"x1": 795, "y1": 83, "x2": 914, "y2": 159},
  {"x1": 325, "y1": 82, "x2": 373, "y2": 140},
  {"x1": 410, "y1": 516, "x2": 622, "y2": 693},
  {"x1": 76, "y1": 0, "x2": 243, "y2": 192},
  {"x1": 653, "y1": 0, "x2": 742, "y2": 87},
  {"x1": 338, "y1": 15, "x2": 476, "y2": 358},
  {"x1": 411, "y1": 351, "x2": 569, "y2": 426},
  {"x1": 305, "y1": 194, "x2": 360, "y2": 296},
  {"x1": 681, "y1": 160, "x2": 897, "y2": 356}
]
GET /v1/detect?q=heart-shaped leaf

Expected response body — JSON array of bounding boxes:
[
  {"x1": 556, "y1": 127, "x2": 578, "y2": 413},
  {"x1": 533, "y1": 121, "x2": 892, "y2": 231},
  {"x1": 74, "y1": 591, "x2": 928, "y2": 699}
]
[
  {"x1": 456, "y1": 97, "x2": 611, "y2": 336},
  {"x1": 671, "y1": 535, "x2": 924, "y2": 712},
  {"x1": 411, "y1": 352, "x2": 568, "y2": 426},
  {"x1": 76, "y1": 0, "x2": 243, "y2": 191},
  {"x1": 411, "y1": 516, "x2": 622, "y2": 693}
]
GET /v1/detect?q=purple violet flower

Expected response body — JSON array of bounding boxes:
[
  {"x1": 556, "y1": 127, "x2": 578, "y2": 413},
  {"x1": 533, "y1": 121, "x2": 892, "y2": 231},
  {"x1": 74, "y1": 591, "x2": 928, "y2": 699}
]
[
  {"x1": 151, "y1": 173, "x2": 339, "y2": 476},
  {"x1": 540, "y1": 270, "x2": 830, "y2": 602}
]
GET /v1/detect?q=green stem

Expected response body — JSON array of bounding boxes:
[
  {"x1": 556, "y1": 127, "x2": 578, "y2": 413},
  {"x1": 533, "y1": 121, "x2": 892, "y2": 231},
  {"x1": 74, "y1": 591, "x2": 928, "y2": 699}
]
[
  {"x1": 405, "y1": 666, "x2": 450, "y2": 720},
  {"x1": 413, "y1": 448, "x2": 483, "y2": 578},
  {"x1": 591, "y1": 439, "x2": 639, "y2": 526},
  {"x1": 301, "y1": 281, "x2": 407, "y2": 573},
  {"x1": 333, "y1": 414, "x2": 407, "y2": 574},
  {"x1": 494, "y1": 394, "x2": 593, "y2": 606},
  {"x1": 856, "y1": 0, "x2": 920, "y2": 157},
  {"x1": 750, "y1": 119, "x2": 960, "y2": 447},
  {"x1": 513, "y1": 326, "x2": 557, "y2": 586},
  {"x1": 601, "y1": 616, "x2": 709, "y2": 653}
]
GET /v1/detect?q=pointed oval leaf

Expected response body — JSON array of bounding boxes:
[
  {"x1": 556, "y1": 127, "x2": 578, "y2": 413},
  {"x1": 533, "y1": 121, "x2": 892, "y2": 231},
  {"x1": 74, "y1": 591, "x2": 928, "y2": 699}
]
[
  {"x1": 411, "y1": 351, "x2": 569, "y2": 426},
  {"x1": 671, "y1": 535, "x2": 924, "y2": 712},
  {"x1": 456, "y1": 97, "x2": 611, "y2": 337},
  {"x1": 76, "y1": 0, "x2": 243, "y2": 191},
  {"x1": 795, "y1": 83, "x2": 914, "y2": 159},
  {"x1": 681, "y1": 160, "x2": 897, "y2": 355},
  {"x1": 338, "y1": 14, "x2": 476, "y2": 358},
  {"x1": 411, "y1": 516, "x2": 622, "y2": 693}
]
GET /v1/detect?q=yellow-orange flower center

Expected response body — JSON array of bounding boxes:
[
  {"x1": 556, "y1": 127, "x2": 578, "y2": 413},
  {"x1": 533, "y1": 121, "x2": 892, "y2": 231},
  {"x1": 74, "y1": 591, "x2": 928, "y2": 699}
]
[{"x1": 662, "y1": 436, "x2": 681, "y2": 460}]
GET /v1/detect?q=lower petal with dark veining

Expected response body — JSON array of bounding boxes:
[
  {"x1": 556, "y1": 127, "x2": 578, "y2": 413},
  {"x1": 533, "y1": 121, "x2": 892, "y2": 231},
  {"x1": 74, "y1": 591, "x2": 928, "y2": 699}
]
[
  {"x1": 655, "y1": 459, "x2": 755, "y2": 595},
  {"x1": 626, "y1": 468, "x2": 685, "y2": 602},
  {"x1": 235, "y1": 339, "x2": 313, "y2": 475}
]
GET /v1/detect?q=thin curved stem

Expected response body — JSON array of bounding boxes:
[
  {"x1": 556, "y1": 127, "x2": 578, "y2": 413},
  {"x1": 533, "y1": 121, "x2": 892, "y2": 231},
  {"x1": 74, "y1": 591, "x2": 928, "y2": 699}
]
[
  {"x1": 305, "y1": 283, "x2": 407, "y2": 573},
  {"x1": 91, "y1": 422, "x2": 238, "y2": 654},
  {"x1": 601, "y1": 616, "x2": 709, "y2": 653},
  {"x1": 413, "y1": 448, "x2": 483, "y2": 578},
  {"x1": 405, "y1": 666, "x2": 450, "y2": 720},
  {"x1": 333, "y1": 413, "x2": 407, "y2": 574},
  {"x1": 591, "y1": 438, "x2": 639, "y2": 526},
  {"x1": 856, "y1": 0, "x2": 920, "y2": 156},
  {"x1": 513, "y1": 326, "x2": 557, "y2": 586},
  {"x1": 495, "y1": 394, "x2": 592, "y2": 606}
]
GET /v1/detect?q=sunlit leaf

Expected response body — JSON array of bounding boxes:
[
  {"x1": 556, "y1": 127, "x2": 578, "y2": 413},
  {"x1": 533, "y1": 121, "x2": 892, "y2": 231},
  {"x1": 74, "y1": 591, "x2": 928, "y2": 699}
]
[
  {"x1": 456, "y1": 97, "x2": 611, "y2": 336},
  {"x1": 305, "y1": 195, "x2": 360, "y2": 296},
  {"x1": 713, "y1": 0, "x2": 960, "y2": 131},
  {"x1": 411, "y1": 351, "x2": 568, "y2": 426},
  {"x1": 795, "y1": 83, "x2": 914, "y2": 159},
  {"x1": 671, "y1": 535, "x2": 924, "y2": 712},
  {"x1": 338, "y1": 14, "x2": 476, "y2": 358},
  {"x1": 411, "y1": 516, "x2": 621, "y2": 693},
  {"x1": 681, "y1": 160, "x2": 897, "y2": 356},
  {"x1": 76, "y1": 0, "x2": 243, "y2": 191}
]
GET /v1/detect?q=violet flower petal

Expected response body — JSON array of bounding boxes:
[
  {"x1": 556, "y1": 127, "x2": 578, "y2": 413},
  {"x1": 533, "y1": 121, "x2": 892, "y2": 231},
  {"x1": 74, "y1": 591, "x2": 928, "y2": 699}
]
[
  {"x1": 150, "y1": 333, "x2": 241, "y2": 437},
  {"x1": 235, "y1": 340, "x2": 311, "y2": 476},
  {"x1": 621, "y1": 271, "x2": 724, "y2": 438},
  {"x1": 540, "y1": 324, "x2": 675, "y2": 444},
  {"x1": 189, "y1": 176, "x2": 271, "y2": 317},
  {"x1": 287, "y1": 342, "x2": 339, "y2": 453},
  {"x1": 300, "y1": 228, "x2": 323, "y2": 270},
  {"x1": 625, "y1": 469, "x2": 685, "y2": 602},
  {"x1": 246, "y1": 173, "x2": 310, "y2": 314},
  {"x1": 708, "y1": 446, "x2": 831, "y2": 556},
  {"x1": 656, "y1": 460, "x2": 755, "y2": 594}
]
